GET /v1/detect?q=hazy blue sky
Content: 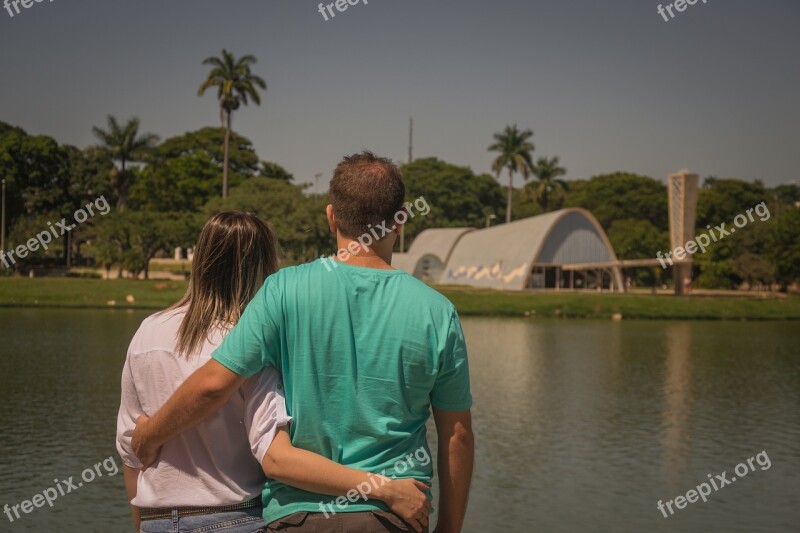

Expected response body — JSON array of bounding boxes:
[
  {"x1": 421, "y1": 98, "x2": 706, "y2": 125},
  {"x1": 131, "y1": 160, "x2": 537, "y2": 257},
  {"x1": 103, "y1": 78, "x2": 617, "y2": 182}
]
[{"x1": 1, "y1": 0, "x2": 798, "y2": 191}]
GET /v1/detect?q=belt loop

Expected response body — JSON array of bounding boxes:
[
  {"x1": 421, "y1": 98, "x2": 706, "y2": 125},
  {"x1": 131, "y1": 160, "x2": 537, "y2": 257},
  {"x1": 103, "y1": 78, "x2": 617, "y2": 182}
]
[{"x1": 172, "y1": 509, "x2": 179, "y2": 532}]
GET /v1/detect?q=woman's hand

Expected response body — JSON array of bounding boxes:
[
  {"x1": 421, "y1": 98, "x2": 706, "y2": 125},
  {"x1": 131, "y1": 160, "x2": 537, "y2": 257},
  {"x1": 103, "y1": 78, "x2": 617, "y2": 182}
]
[{"x1": 374, "y1": 477, "x2": 431, "y2": 532}]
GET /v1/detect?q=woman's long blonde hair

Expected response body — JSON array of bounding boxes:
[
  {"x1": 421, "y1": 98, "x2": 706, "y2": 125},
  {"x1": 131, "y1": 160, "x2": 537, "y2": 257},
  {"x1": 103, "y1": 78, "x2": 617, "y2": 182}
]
[{"x1": 168, "y1": 211, "x2": 280, "y2": 356}]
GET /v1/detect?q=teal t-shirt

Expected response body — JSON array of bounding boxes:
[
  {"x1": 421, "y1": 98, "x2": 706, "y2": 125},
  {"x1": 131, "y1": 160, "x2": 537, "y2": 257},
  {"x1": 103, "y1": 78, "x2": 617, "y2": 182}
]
[{"x1": 212, "y1": 258, "x2": 472, "y2": 523}]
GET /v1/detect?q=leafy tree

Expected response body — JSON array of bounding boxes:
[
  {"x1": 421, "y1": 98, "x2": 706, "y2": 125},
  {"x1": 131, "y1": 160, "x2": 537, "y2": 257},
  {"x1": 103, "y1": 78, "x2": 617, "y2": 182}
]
[
  {"x1": 154, "y1": 127, "x2": 260, "y2": 175},
  {"x1": 0, "y1": 130, "x2": 79, "y2": 260},
  {"x1": 565, "y1": 173, "x2": 668, "y2": 231},
  {"x1": 198, "y1": 50, "x2": 266, "y2": 198},
  {"x1": 260, "y1": 161, "x2": 294, "y2": 182},
  {"x1": 93, "y1": 241, "x2": 119, "y2": 279},
  {"x1": 696, "y1": 179, "x2": 767, "y2": 230},
  {"x1": 607, "y1": 219, "x2": 669, "y2": 260},
  {"x1": 0, "y1": 128, "x2": 67, "y2": 224},
  {"x1": 65, "y1": 146, "x2": 116, "y2": 207},
  {"x1": 5, "y1": 213, "x2": 62, "y2": 272},
  {"x1": 692, "y1": 235, "x2": 740, "y2": 290},
  {"x1": 0, "y1": 123, "x2": 117, "y2": 266},
  {"x1": 127, "y1": 211, "x2": 191, "y2": 279},
  {"x1": 607, "y1": 219, "x2": 670, "y2": 285},
  {"x1": 510, "y1": 187, "x2": 541, "y2": 220},
  {"x1": 400, "y1": 158, "x2": 505, "y2": 241},
  {"x1": 488, "y1": 125, "x2": 535, "y2": 223},
  {"x1": 95, "y1": 210, "x2": 193, "y2": 279},
  {"x1": 130, "y1": 127, "x2": 260, "y2": 212},
  {"x1": 772, "y1": 184, "x2": 800, "y2": 208},
  {"x1": 92, "y1": 116, "x2": 158, "y2": 210},
  {"x1": 203, "y1": 177, "x2": 331, "y2": 263},
  {"x1": 530, "y1": 156, "x2": 568, "y2": 212},
  {"x1": 95, "y1": 212, "x2": 133, "y2": 278},
  {"x1": 732, "y1": 253, "x2": 774, "y2": 289},
  {"x1": 767, "y1": 207, "x2": 800, "y2": 289}
]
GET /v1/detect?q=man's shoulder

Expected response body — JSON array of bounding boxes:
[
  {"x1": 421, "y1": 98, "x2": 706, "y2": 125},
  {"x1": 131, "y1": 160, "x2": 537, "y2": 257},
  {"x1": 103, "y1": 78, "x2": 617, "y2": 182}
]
[
  {"x1": 269, "y1": 259, "x2": 456, "y2": 315},
  {"x1": 269, "y1": 260, "x2": 323, "y2": 283},
  {"x1": 396, "y1": 273, "x2": 456, "y2": 313}
]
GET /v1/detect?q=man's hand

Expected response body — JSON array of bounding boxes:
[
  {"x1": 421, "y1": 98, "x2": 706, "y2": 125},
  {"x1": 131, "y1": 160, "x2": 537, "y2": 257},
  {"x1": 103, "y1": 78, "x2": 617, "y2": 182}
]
[
  {"x1": 131, "y1": 415, "x2": 161, "y2": 469},
  {"x1": 374, "y1": 477, "x2": 431, "y2": 532}
]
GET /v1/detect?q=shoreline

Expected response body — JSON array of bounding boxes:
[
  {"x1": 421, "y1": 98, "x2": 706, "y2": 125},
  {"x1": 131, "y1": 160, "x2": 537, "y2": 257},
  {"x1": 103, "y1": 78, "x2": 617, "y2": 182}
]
[{"x1": 1, "y1": 278, "x2": 799, "y2": 321}]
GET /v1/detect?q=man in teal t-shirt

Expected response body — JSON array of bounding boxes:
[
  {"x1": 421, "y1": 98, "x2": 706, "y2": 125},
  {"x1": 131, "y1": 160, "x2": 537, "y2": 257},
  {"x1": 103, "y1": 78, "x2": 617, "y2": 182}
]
[
  {"x1": 132, "y1": 152, "x2": 475, "y2": 533},
  {"x1": 214, "y1": 254, "x2": 471, "y2": 525}
]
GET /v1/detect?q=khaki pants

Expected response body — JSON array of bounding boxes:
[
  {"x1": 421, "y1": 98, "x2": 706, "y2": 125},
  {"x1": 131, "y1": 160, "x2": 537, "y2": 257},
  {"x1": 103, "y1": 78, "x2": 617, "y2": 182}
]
[{"x1": 266, "y1": 511, "x2": 426, "y2": 532}]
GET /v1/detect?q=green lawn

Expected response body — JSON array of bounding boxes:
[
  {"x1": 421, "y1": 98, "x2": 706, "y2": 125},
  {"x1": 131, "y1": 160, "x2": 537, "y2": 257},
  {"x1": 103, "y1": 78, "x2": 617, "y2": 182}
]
[
  {"x1": 0, "y1": 278, "x2": 187, "y2": 309},
  {"x1": 0, "y1": 277, "x2": 798, "y2": 320}
]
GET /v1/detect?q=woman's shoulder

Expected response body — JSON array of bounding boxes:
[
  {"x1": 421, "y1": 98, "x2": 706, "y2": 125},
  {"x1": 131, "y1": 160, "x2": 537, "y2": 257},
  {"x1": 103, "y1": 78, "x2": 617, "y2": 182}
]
[{"x1": 128, "y1": 307, "x2": 187, "y2": 356}]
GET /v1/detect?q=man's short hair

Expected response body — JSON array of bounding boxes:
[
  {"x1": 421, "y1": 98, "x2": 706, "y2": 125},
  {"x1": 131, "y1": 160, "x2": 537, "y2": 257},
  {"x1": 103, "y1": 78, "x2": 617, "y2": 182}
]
[{"x1": 329, "y1": 151, "x2": 406, "y2": 239}]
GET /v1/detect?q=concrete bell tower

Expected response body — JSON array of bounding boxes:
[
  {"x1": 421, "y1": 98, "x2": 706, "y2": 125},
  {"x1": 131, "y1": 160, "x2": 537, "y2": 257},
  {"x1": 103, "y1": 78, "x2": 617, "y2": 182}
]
[{"x1": 667, "y1": 170, "x2": 699, "y2": 295}]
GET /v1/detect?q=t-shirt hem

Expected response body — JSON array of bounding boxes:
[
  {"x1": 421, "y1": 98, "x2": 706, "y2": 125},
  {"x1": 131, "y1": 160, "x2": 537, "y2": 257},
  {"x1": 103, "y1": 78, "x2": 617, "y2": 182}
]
[
  {"x1": 212, "y1": 351, "x2": 258, "y2": 377},
  {"x1": 431, "y1": 398, "x2": 473, "y2": 411}
]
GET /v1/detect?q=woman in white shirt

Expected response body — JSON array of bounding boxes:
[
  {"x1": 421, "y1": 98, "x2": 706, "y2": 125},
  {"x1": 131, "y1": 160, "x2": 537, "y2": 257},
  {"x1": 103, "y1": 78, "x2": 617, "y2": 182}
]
[{"x1": 117, "y1": 212, "x2": 429, "y2": 533}]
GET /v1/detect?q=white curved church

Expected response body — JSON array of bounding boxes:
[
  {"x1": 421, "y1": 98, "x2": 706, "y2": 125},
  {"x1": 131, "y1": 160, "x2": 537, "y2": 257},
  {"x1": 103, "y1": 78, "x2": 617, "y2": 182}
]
[{"x1": 393, "y1": 208, "x2": 623, "y2": 291}]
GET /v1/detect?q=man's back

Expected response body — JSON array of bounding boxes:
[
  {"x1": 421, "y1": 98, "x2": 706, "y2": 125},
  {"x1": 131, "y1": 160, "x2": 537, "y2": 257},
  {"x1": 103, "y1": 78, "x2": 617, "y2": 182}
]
[{"x1": 213, "y1": 258, "x2": 472, "y2": 522}]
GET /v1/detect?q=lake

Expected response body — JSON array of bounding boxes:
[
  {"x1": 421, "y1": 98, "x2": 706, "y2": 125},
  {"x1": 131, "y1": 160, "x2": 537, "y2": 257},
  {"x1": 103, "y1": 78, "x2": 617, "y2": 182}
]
[{"x1": 0, "y1": 309, "x2": 798, "y2": 532}]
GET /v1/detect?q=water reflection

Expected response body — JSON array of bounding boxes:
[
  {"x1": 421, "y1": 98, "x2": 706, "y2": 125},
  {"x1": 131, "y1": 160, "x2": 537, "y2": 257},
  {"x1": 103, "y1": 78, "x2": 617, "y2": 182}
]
[
  {"x1": 461, "y1": 317, "x2": 800, "y2": 532},
  {"x1": 0, "y1": 311, "x2": 798, "y2": 532},
  {"x1": 662, "y1": 322, "x2": 693, "y2": 487}
]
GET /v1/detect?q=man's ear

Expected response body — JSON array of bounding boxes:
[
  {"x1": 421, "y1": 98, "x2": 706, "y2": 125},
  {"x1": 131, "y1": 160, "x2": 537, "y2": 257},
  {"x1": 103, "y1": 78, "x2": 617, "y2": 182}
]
[{"x1": 326, "y1": 204, "x2": 337, "y2": 234}]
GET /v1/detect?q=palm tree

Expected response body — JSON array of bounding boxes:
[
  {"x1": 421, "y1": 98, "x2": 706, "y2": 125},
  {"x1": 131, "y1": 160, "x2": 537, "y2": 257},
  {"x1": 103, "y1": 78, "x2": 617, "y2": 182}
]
[
  {"x1": 489, "y1": 125, "x2": 535, "y2": 223},
  {"x1": 92, "y1": 116, "x2": 159, "y2": 210},
  {"x1": 198, "y1": 50, "x2": 266, "y2": 198},
  {"x1": 531, "y1": 156, "x2": 568, "y2": 212}
]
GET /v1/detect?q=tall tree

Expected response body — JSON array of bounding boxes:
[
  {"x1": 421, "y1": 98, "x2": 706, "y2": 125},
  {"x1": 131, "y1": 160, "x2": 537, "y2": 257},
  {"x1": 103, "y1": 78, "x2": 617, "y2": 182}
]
[
  {"x1": 92, "y1": 116, "x2": 158, "y2": 210},
  {"x1": 489, "y1": 125, "x2": 535, "y2": 223},
  {"x1": 531, "y1": 156, "x2": 568, "y2": 212},
  {"x1": 198, "y1": 49, "x2": 266, "y2": 199}
]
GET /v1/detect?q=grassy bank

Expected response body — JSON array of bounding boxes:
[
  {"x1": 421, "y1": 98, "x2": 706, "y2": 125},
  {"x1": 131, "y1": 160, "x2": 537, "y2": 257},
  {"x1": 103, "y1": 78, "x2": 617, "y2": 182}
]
[
  {"x1": 0, "y1": 278, "x2": 187, "y2": 309},
  {"x1": 0, "y1": 278, "x2": 798, "y2": 320},
  {"x1": 441, "y1": 286, "x2": 800, "y2": 320}
]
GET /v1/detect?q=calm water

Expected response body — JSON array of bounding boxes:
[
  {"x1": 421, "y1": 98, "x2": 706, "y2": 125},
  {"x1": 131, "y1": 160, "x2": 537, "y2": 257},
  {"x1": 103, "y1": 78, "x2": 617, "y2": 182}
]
[{"x1": 0, "y1": 309, "x2": 798, "y2": 532}]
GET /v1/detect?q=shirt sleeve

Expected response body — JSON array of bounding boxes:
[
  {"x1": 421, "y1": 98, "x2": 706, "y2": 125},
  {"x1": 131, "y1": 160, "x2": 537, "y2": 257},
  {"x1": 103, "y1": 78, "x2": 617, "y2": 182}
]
[
  {"x1": 242, "y1": 368, "x2": 292, "y2": 463},
  {"x1": 116, "y1": 353, "x2": 145, "y2": 469},
  {"x1": 430, "y1": 310, "x2": 473, "y2": 411},
  {"x1": 213, "y1": 278, "x2": 282, "y2": 377}
]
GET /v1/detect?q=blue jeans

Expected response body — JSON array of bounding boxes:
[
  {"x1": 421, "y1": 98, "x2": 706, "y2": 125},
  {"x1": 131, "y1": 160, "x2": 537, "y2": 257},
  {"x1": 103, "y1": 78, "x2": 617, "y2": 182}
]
[{"x1": 139, "y1": 507, "x2": 266, "y2": 533}]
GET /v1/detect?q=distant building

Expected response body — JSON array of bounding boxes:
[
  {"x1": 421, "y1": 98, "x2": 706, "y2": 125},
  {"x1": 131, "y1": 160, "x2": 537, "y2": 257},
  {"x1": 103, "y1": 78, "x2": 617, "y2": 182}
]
[
  {"x1": 392, "y1": 228, "x2": 474, "y2": 283},
  {"x1": 394, "y1": 208, "x2": 624, "y2": 291}
]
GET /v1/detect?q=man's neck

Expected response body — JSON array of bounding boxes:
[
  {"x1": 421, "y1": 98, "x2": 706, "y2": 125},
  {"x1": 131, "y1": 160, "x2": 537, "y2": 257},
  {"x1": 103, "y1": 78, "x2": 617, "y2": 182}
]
[{"x1": 334, "y1": 238, "x2": 394, "y2": 270}]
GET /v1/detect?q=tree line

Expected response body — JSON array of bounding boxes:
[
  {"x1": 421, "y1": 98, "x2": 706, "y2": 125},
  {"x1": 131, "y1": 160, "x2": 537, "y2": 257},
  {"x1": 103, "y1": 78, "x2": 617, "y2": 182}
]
[{"x1": 0, "y1": 50, "x2": 798, "y2": 289}]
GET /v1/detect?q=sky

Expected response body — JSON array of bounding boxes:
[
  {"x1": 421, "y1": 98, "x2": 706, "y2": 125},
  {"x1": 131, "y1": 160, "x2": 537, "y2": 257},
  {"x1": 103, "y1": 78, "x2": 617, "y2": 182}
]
[{"x1": 1, "y1": 0, "x2": 798, "y2": 192}]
